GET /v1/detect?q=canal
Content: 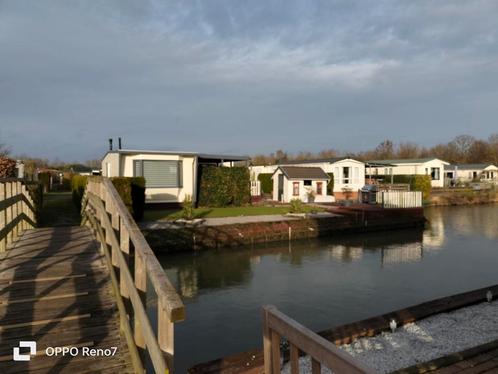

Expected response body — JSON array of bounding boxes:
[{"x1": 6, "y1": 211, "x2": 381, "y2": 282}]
[{"x1": 156, "y1": 204, "x2": 498, "y2": 373}]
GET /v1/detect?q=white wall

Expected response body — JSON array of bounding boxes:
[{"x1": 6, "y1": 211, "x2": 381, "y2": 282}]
[{"x1": 102, "y1": 152, "x2": 197, "y2": 203}]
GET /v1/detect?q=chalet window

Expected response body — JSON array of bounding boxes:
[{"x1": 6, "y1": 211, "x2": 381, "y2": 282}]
[
  {"x1": 430, "y1": 167, "x2": 440, "y2": 181},
  {"x1": 303, "y1": 180, "x2": 312, "y2": 186},
  {"x1": 133, "y1": 160, "x2": 183, "y2": 188},
  {"x1": 293, "y1": 182, "x2": 299, "y2": 196},
  {"x1": 316, "y1": 182, "x2": 323, "y2": 195},
  {"x1": 342, "y1": 167, "x2": 350, "y2": 184}
]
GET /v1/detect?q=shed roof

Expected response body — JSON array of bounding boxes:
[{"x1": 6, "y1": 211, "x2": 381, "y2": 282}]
[
  {"x1": 278, "y1": 157, "x2": 360, "y2": 165},
  {"x1": 276, "y1": 166, "x2": 330, "y2": 180}
]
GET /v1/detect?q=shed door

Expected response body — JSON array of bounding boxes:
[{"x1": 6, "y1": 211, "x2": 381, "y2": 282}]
[{"x1": 278, "y1": 174, "x2": 284, "y2": 201}]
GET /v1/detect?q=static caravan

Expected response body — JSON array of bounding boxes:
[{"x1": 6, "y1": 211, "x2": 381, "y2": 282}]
[
  {"x1": 101, "y1": 149, "x2": 249, "y2": 204},
  {"x1": 366, "y1": 158, "x2": 449, "y2": 188}
]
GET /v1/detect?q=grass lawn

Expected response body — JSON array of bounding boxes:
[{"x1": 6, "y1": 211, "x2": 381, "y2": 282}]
[
  {"x1": 143, "y1": 205, "x2": 317, "y2": 221},
  {"x1": 39, "y1": 192, "x2": 81, "y2": 227}
]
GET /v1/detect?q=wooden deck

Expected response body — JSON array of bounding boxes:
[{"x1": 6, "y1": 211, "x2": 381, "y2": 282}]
[{"x1": 0, "y1": 226, "x2": 134, "y2": 373}]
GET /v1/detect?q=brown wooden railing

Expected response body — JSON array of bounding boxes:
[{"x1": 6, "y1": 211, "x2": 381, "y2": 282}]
[
  {"x1": 82, "y1": 177, "x2": 185, "y2": 374},
  {"x1": 0, "y1": 178, "x2": 37, "y2": 252},
  {"x1": 262, "y1": 305, "x2": 375, "y2": 374}
]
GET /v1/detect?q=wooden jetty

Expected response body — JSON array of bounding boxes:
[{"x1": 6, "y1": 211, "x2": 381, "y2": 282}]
[
  {"x1": 190, "y1": 285, "x2": 498, "y2": 373},
  {"x1": 0, "y1": 178, "x2": 185, "y2": 373}
]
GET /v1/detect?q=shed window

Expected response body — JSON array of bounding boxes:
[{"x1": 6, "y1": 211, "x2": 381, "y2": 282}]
[
  {"x1": 133, "y1": 160, "x2": 183, "y2": 188},
  {"x1": 316, "y1": 182, "x2": 323, "y2": 195},
  {"x1": 303, "y1": 180, "x2": 312, "y2": 186},
  {"x1": 293, "y1": 182, "x2": 299, "y2": 196},
  {"x1": 430, "y1": 167, "x2": 440, "y2": 181}
]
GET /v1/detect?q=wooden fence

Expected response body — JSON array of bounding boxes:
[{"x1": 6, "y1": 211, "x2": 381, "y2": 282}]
[
  {"x1": 82, "y1": 177, "x2": 185, "y2": 374},
  {"x1": 0, "y1": 178, "x2": 37, "y2": 252},
  {"x1": 377, "y1": 190, "x2": 422, "y2": 208},
  {"x1": 262, "y1": 305, "x2": 375, "y2": 374}
]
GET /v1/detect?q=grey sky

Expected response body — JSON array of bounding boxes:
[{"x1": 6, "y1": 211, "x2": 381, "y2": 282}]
[{"x1": 1, "y1": 0, "x2": 498, "y2": 161}]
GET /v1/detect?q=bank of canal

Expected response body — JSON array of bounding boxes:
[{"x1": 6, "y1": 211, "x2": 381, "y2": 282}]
[{"x1": 154, "y1": 204, "x2": 498, "y2": 373}]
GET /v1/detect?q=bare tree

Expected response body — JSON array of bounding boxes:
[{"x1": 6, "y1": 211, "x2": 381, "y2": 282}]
[
  {"x1": 396, "y1": 142, "x2": 420, "y2": 159},
  {"x1": 373, "y1": 140, "x2": 394, "y2": 159}
]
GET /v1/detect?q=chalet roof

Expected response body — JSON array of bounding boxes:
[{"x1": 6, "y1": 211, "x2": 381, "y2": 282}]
[
  {"x1": 444, "y1": 163, "x2": 498, "y2": 171},
  {"x1": 367, "y1": 158, "x2": 449, "y2": 165},
  {"x1": 104, "y1": 149, "x2": 250, "y2": 161},
  {"x1": 278, "y1": 157, "x2": 352, "y2": 165},
  {"x1": 276, "y1": 166, "x2": 330, "y2": 180}
]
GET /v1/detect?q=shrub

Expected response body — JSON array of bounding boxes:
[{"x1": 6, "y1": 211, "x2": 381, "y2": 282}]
[
  {"x1": 0, "y1": 156, "x2": 16, "y2": 177},
  {"x1": 289, "y1": 198, "x2": 304, "y2": 213},
  {"x1": 181, "y1": 194, "x2": 194, "y2": 220},
  {"x1": 392, "y1": 175, "x2": 432, "y2": 200},
  {"x1": 198, "y1": 166, "x2": 251, "y2": 207},
  {"x1": 25, "y1": 182, "x2": 43, "y2": 221},
  {"x1": 37, "y1": 172, "x2": 51, "y2": 193},
  {"x1": 71, "y1": 175, "x2": 88, "y2": 210},
  {"x1": 327, "y1": 173, "x2": 334, "y2": 195},
  {"x1": 110, "y1": 177, "x2": 146, "y2": 221},
  {"x1": 257, "y1": 173, "x2": 273, "y2": 194}
]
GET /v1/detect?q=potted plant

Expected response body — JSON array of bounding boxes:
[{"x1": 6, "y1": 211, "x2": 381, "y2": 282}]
[{"x1": 306, "y1": 189, "x2": 315, "y2": 203}]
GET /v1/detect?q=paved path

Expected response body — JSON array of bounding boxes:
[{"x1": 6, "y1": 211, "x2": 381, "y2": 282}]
[
  {"x1": 142, "y1": 212, "x2": 340, "y2": 229},
  {"x1": 0, "y1": 226, "x2": 133, "y2": 373}
]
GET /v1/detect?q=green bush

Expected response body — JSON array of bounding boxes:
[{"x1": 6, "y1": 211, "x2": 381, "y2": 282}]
[
  {"x1": 327, "y1": 173, "x2": 334, "y2": 195},
  {"x1": 257, "y1": 173, "x2": 273, "y2": 194},
  {"x1": 25, "y1": 182, "x2": 43, "y2": 221},
  {"x1": 110, "y1": 177, "x2": 146, "y2": 221},
  {"x1": 38, "y1": 172, "x2": 51, "y2": 193},
  {"x1": 392, "y1": 175, "x2": 432, "y2": 200},
  {"x1": 198, "y1": 166, "x2": 251, "y2": 207},
  {"x1": 181, "y1": 194, "x2": 194, "y2": 220},
  {"x1": 289, "y1": 198, "x2": 304, "y2": 213},
  {"x1": 71, "y1": 175, "x2": 88, "y2": 210}
]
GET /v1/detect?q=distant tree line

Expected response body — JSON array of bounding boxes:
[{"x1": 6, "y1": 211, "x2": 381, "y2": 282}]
[{"x1": 251, "y1": 134, "x2": 498, "y2": 166}]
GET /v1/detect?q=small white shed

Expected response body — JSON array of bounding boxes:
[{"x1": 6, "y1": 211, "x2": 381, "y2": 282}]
[{"x1": 271, "y1": 166, "x2": 334, "y2": 203}]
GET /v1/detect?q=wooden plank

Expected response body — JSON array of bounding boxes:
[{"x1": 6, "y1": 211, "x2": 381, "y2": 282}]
[
  {"x1": 290, "y1": 344, "x2": 299, "y2": 374},
  {"x1": 271, "y1": 330, "x2": 281, "y2": 373},
  {"x1": 311, "y1": 358, "x2": 321, "y2": 374}
]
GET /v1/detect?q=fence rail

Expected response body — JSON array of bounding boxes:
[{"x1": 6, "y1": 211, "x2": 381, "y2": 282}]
[
  {"x1": 262, "y1": 305, "x2": 375, "y2": 374},
  {"x1": 377, "y1": 190, "x2": 422, "y2": 208},
  {"x1": 0, "y1": 178, "x2": 37, "y2": 251},
  {"x1": 82, "y1": 177, "x2": 185, "y2": 374}
]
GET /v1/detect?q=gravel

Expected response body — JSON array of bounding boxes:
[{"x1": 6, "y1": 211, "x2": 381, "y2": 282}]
[{"x1": 282, "y1": 299, "x2": 498, "y2": 373}]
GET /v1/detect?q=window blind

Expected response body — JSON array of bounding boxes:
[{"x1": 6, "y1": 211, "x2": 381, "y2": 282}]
[{"x1": 133, "y1": 160, "x2": 183, "y2": 188}]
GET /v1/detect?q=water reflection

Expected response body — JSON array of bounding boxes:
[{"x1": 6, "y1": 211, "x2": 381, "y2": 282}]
[{"x1": 161, "y1": 229, "x2": 424, "y2": 300}]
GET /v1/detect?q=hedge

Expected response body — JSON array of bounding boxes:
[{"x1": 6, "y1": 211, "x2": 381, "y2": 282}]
[
  {"x1": 38, "y1": 172, "x2": 51, "y2": 193},
  {"x1": 110, "y1": 177, "x2": 146, "y2": 221},
  {"x1": 258, "y1": 173, "x2": 273, "y2": 194},
  {"x1": 392, "y1": 175, "x2": 432, "y2": 200},
  {"x1": 71, "y1": 175, "x2": 88, "y2": 210},
  {"x1": 198, "y1": 166, "x2": 251, "y2": 207}
]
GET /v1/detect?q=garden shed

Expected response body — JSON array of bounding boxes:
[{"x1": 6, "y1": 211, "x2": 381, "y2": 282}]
[{"x1": 272, "y1": 166, "x2": 334, "y2": 203}]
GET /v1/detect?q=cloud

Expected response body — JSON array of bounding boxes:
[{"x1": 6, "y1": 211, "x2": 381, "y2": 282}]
[{"x1": 1, "y1": 0, "x2": 498, "y2": 160}]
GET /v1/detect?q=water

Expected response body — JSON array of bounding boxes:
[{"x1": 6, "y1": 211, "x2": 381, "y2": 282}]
[{"x1": 156, "y1": 204, "x2": 498, "y2": 372}]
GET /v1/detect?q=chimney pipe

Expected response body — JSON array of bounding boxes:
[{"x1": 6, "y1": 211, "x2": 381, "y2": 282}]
[
  {"x1": 109, "y1": 138, "x2": 113, "y2": 151},
  {"x1": 118, "y1": 137, "x2": 122, "y2": 150}
]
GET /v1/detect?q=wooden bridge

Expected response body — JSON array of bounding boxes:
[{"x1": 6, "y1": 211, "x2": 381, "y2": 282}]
[{"x1": 0, "y1": 178, "x2": 185, "y2": 373}]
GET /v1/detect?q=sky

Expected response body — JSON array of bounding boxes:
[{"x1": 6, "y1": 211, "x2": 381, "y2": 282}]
[{"x1": 1, "y1": 0, "x2": 498, "y2": 161}]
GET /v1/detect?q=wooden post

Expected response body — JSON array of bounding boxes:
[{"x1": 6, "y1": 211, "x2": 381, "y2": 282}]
[
  {"x1": 290, "y1": 344, "x2": 299, "y2": 374},
  {"x1": 0, "y1": 183, "x2": 5, "y2": 252},
  {"x1": 119, "y1": 221, "x2": 130, "y2": 298},
  {"x1": 271, "y1": 330, "x2": 281, "y2": 373},
  {"x1": 6, "y1": 182, "x2": 13, "y2": 246},
  {"x1": 262, "y1": 306, "x2": 273, "y2": 374},
  {"x1": 12, "y1": 182, "x2": 19, "y2": 240},
  {"x1": 158, "y1": 297, "x2": 174, "y2": 370},
  {"x1": 134, "y1": 251, "x2": 146, "y2": 351}
]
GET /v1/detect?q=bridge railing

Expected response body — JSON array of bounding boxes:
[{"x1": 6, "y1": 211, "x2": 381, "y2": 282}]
[
  {"x1": 262, "y1": 305, "x2": 375, "y2": 374},
  {"x1": 82, "y1": 177, "x2": 185, "y2": 374},
  {"x1": 0, "y1": 178, "x2": 37, "y2": 252}
]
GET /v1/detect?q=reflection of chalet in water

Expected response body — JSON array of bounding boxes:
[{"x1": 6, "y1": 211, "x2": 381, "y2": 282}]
[{"x1": 381, "y1": 242, "x2": 423, "y2": 265}]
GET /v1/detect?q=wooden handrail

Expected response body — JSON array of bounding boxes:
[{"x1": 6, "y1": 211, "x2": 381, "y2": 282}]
[
  {"x1": 0, "y1": 179, "x2": 37, "y2": 251},
  {"x1": 82, "y1": 177, "x2": 185, "y2": 374},
  {"x1": 262, "y1": 305, "x2": 376, "y2": 374}
]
